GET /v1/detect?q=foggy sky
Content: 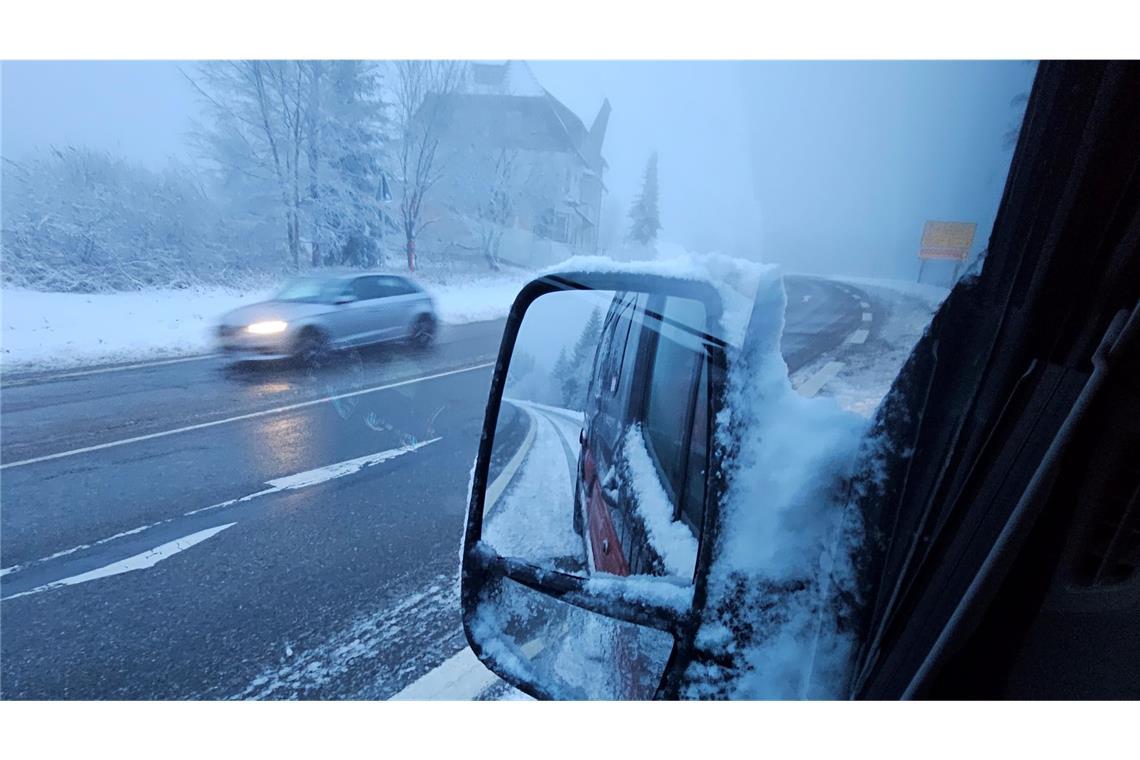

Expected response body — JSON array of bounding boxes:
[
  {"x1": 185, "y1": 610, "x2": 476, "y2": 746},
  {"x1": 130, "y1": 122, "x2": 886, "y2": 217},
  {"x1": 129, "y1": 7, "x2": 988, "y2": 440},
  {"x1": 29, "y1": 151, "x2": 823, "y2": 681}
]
[{"x1": 2, "y1": 60, "x2": 1035, "y2": 281}]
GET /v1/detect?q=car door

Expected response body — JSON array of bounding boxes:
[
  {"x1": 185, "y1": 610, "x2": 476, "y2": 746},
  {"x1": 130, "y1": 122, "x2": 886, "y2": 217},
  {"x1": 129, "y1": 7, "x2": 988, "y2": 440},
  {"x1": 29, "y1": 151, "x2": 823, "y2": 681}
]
[
  {"x1": 334, "y1": 276, "x2": 385, "y2": 346},
  {"x1": 367, "y1": 276, "x2": 419, "y2": 342}
]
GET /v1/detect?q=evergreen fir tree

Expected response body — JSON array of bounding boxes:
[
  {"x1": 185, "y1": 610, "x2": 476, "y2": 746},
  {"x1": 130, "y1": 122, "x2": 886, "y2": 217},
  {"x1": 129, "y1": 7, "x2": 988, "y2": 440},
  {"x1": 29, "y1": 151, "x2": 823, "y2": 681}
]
[{"x1": 626, "y1": 152, "x2": 661, "y2": 246}]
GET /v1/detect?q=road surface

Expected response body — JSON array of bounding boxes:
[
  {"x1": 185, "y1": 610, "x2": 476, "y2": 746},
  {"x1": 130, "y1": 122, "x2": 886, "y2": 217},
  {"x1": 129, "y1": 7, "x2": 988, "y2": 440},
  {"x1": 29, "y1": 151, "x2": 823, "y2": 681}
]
[{"x1": 0, "y1": 275, "x2": 872, "y2": 699}]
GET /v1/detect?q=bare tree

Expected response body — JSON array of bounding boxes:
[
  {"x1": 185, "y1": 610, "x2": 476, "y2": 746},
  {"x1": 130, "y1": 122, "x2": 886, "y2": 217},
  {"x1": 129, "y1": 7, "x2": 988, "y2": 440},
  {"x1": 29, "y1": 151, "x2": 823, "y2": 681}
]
[
  {"x1": 392, "y1": 60, "x2": 464, "y2": 272},
  {"x1": 190, "y1": 61, "x2": 387, "y2": 271},
  {"x1": 189, "y1": 61, "x2": 308, "y2": 268}
]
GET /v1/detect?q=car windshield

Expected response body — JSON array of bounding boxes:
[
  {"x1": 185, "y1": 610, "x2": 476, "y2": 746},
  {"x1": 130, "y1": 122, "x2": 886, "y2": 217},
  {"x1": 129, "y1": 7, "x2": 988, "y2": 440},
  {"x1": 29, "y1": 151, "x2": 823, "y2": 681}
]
[
  {"x1": 274, "y1": 277, "x2": 344, "y2": 303},
  {"x1": 0, "y1": 59, "x2": 1037, "y2": 702}
]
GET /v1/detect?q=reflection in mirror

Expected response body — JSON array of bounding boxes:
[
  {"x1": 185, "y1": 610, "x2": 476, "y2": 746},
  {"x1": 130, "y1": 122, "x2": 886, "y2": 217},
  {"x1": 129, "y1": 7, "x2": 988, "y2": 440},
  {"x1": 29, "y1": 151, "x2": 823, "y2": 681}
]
[
  {"x1": 482, "y1": 288, "x2": 713, "y2": 585},
  {"x1": 471, "y1": 577, "x2": 674, "y2": 700}
]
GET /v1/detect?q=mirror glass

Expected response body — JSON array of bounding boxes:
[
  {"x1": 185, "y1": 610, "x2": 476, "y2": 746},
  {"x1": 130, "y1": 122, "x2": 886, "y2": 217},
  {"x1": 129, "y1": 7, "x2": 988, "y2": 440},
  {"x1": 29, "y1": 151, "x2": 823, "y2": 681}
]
[
  {"x1": 472, "y1": 577, "x2": 675, "y2": 699},
  {"x1": 483, "y1": 288, "x2": 713, "y2": 584}
]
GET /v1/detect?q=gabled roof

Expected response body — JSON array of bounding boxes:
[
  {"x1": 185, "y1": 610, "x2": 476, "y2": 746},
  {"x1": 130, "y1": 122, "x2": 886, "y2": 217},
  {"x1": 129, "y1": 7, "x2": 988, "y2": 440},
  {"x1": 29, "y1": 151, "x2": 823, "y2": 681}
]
[{"x1": 422, "y1": 62, "x2": 609, "y2": 172}]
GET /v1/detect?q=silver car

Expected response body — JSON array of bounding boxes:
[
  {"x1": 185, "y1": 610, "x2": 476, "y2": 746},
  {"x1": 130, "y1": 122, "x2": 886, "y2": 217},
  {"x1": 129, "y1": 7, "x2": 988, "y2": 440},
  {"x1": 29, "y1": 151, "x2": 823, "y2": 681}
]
[{"x1": 216, "y1": 272, "x2": 437, "y2": 363}]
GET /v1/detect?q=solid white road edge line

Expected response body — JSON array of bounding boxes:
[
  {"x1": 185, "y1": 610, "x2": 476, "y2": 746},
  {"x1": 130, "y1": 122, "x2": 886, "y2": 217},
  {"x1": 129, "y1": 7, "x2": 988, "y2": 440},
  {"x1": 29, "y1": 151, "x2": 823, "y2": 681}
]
[
  {"x1": 0, "y1": 362, "x2": 492, "y2": 470},
  {"x1": 2, "y1": 523, "x2": 237, "y2": 601},
  {"x1": 483, "y1": 401, "x2": 538, "y2": 515},
  {"x1": 2, "y1": 353, "x2": 220, "y2": 387},
  {"x1": 0, "y1": 439, "x2": 440, "y2": 579}
]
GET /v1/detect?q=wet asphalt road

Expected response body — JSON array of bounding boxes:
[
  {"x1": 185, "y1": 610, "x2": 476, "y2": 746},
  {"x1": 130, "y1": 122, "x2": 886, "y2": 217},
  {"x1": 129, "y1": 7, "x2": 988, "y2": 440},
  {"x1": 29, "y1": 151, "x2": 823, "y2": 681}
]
[{"x1": 0, "y1": 275, "x2": 867, "y2": 699}]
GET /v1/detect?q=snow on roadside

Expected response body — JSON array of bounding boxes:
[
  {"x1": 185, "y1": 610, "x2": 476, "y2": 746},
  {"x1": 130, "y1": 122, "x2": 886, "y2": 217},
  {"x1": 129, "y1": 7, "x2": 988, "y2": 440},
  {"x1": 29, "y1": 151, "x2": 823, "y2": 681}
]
[
  {"x1": 0, "y1": 286, "x2": 276, "y2": 372},
  {"x1": 793, "y1": 277, "x2": 949, "y2": 418},
  {"x1": 427, "y1": 272, "x2": 532, "y2": 325}
]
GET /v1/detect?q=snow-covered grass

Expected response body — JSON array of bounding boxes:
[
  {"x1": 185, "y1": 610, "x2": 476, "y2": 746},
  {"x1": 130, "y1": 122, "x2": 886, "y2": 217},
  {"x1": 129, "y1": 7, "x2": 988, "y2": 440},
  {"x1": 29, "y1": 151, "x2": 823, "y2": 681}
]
[{"x1": 0, "y1": 268, "x2": 535, "y2": 373}]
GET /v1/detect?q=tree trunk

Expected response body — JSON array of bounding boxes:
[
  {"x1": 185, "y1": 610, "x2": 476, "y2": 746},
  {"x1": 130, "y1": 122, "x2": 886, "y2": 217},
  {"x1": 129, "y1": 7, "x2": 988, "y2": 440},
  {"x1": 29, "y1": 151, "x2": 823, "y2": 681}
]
[{"x1": 406, "y1": 237, "x2": 416, "y2": 272}]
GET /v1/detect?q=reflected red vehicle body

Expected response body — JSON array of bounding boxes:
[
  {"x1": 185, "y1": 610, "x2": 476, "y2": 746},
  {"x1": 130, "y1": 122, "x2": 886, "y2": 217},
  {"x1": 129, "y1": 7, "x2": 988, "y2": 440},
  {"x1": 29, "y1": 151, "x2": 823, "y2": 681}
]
[{"x1": 573, "y1": 292, "x2": 714, "y2": 580}]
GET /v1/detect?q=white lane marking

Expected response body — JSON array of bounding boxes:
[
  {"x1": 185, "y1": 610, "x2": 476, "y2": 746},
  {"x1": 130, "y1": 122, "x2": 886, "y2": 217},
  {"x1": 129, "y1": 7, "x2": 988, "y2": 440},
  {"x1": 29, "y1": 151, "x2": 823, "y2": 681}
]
[
  {"x1": 484, "y1": 402, "x2": 538, "y2": 514},
  {"x1": 390, "y1": 637, "x2": 545, "y2": 701},
  {"x1": 847, "y1": 329, "x2": 870, "y2": 345},
  {"x1": 1, "y1": 353, "x2": 220, "y2": 387},
  {"x1": 389, "y1": 645, "x2": 501, "y2": 700},
  {"x1": 802, "y1": 295, "x2": 812, "y2": 303},
  {"x1": 0, "y1": 439, "x2": 440, "y2": 578},
  {"x1": 795, "y1": 361, "x2": 845, "y2": 398},
  {"x1": 0, "y1": 361, "x2": 493, "y2": 470},
  {"x1": 862, "y1": 312, "x2": 873, "y2": 322},
  {"x1": 860, "y1": 301, "x2": 871, "y2": 309},
  {"x1": 265, "y1": 438, "x2": 440, "y2": 491},
  {"x1": 2, "y1": 523, "x2": 236, "y2": 601}
]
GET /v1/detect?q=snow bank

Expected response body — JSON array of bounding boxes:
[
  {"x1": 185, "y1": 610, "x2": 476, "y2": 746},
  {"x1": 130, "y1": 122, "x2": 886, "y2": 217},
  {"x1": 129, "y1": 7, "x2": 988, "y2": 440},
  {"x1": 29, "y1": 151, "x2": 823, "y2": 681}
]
[
  {"x1": 426, "y1": 272, "x2": 533, "y2": 325},
  {"x1": 831, "y1": 275, "x2": 950, "y2": 312},
  {"x1": 0, "y1": 286, "x2": 276, "y2": 371},
  {"x1": 804, "y1": 277, "x2": 949, "y2": 418}
]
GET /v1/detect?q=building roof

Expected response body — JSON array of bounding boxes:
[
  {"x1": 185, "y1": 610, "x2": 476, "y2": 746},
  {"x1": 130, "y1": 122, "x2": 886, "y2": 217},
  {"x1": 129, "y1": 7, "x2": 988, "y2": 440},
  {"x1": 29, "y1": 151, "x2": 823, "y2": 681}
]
[{"x1": 423, "y1": 62, "x2": 610, "y2": 172}]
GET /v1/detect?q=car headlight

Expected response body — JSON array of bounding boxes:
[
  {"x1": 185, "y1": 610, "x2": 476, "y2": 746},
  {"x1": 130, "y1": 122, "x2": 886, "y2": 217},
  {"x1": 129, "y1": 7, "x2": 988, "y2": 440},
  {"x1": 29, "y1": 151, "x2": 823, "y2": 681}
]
[{"x1": 246, "y1": 320, "x2": 288, "y2": 335}]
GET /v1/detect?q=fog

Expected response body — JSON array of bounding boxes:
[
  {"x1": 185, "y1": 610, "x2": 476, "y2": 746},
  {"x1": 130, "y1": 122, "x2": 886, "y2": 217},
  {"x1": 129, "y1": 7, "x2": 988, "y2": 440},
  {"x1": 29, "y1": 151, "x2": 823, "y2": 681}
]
[{"x1": 3, "y1": 60, "x2": 1035, "y2": 284}]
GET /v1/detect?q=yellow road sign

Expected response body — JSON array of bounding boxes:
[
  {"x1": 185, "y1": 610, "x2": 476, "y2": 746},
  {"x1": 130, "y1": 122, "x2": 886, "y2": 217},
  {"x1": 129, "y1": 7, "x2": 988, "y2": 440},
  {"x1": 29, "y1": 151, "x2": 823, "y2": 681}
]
[{"x1": 919, "y1": 221, "x2": 976, "y2": 261}]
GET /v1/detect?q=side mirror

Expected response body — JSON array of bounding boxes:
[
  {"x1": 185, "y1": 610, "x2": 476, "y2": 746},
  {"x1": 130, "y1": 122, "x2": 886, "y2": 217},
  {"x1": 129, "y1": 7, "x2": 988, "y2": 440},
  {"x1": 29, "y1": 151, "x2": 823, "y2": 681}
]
[
  {"x1": 334, "y1": 294, "x2": 356, "y2": 305},
  {"x1": 461, "y1": 271, "x2": 729, "y2": 699}
]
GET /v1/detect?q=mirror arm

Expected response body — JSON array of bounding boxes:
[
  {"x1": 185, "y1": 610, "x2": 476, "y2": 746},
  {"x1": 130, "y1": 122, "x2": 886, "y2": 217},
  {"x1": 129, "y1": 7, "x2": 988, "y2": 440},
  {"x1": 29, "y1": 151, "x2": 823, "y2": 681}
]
[{"x1": 472, "y1": 542, "x2": 693, "y2": 636}]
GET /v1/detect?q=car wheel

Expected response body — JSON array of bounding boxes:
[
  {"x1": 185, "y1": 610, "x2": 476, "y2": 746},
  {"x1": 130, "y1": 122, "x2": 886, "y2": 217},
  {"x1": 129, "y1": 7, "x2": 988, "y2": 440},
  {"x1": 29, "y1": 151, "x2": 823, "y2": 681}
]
[
  {"x1": 409, "y1": 314, "x2": 436, "y2": 348},
  {"x1": 294, "y1": 327, "x2": 331, "y2": 367}
]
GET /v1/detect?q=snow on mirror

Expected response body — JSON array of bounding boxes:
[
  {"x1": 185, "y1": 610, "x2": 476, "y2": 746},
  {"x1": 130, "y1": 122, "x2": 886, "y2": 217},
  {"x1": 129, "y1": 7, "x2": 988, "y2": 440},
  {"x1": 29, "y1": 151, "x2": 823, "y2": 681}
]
[{"x1": 484, "y1": 288, "x2": 712, "y2": 584}]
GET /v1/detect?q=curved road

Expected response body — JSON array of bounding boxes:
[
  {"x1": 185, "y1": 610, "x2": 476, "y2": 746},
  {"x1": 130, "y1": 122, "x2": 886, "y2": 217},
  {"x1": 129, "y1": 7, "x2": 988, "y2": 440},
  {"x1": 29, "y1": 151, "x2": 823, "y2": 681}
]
[{"x1": 0, "y1": 275, "x2": 870, "y2": 699}]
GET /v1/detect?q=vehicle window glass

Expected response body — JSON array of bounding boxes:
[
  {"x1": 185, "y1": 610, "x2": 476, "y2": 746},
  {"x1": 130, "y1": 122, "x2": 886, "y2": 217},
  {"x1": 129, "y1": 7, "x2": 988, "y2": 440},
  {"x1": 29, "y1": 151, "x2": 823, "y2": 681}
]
[
  {"x1": 376, "y1": 276, "x2": 416, "y2": 297},
  {"x1": 682, "y1": 358, "x2": 709, "y2": 532},
  {"x1": 641, "y1": 296, "x2": 706, "y2": 505},
  {"x1": 351, "y1": 277, "x2": 383, "y2": 301},
  {"x1": 275, "y1": 277, "x2": 342, "y2": 303}
]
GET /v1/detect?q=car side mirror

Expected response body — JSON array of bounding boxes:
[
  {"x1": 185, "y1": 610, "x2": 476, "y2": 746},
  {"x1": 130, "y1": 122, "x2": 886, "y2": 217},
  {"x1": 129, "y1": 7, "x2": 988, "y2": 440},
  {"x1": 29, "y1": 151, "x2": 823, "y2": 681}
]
[
  {"x1": 334, "y1": 294, "x2": 356, "y2": 305},
  {"x1": 461, "y1": 270, "x2": 729, "y2": 700}
]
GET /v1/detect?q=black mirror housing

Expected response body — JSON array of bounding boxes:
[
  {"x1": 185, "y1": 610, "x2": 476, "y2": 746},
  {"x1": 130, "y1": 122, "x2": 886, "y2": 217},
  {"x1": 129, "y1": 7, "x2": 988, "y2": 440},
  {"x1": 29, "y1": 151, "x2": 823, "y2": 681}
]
[{"x1": 461, "y1": 270, "x2": 729, "y2": 699}]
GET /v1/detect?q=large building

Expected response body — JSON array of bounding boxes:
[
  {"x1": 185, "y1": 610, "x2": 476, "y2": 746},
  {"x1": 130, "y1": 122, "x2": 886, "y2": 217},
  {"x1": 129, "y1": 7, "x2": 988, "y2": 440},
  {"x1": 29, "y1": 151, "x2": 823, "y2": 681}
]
[{"x1": 416, "y1": 61, "x2": 611, "y2": 267}]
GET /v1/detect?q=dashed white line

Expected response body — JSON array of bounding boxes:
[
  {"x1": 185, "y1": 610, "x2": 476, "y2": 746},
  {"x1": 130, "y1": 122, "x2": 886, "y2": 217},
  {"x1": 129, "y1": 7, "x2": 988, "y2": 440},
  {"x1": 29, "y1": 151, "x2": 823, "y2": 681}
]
[
  {"x1": 796, "y1": 361, "x2": 846, "y2": 398},
  {"x1": 388, "y1": 644, "x2": 501, "y2": 700},
  {"x1": 862, "y1": 312, "x2": 873, "y2": 322},
  {"x1": 2, "y1": 523, "x2": 237, "y2": 601},
  {"x1": 848, "y1": 329, "x2": 870, "y2": 345},
  {"x1": 0, "y1": 439, "x2": 440, "y2": 579},
  {"x1": 0, "y1": 362, "x2": 492, "y2": 470},
  {"x1": 860, "y1": 301, "x2": 871, "y2": 309}
]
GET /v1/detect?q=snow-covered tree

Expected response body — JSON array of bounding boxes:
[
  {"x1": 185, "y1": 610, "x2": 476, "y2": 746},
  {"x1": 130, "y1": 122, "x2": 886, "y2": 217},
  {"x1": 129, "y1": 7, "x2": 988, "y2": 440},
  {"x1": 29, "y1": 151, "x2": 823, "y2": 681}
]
[
  {"x1": 391, "y1": 60, "x2": 465, "y2": 272},
  {"x1": 188, "y1": 61, "x2": 387, "y2": 270},
  {"x1": 558, "y1": 308, "x2": 603, "y2": 408},
  {"x1": 1, "y1": 149, "x2": 230, "y2": 291},
  {"x1": 626, "y1": 152, "x2": 661, "y2": 246}
]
